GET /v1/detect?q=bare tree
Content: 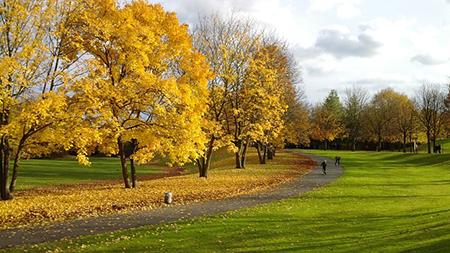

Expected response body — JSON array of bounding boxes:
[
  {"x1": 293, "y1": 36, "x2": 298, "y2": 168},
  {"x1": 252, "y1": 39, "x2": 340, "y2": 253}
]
[
  {"x1": 343, "y1": 86, "x2": 368, "y2": 151},
  {"x1": 415, "y1": 82, "x2": 446, "y2": 153}
]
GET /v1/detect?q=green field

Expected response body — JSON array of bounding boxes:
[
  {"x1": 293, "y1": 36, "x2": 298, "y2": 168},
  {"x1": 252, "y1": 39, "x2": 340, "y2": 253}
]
[
  {"x1": 8, "y1": 150, "x2": 450, "y2": 252},
  {"x1": 11, "y1": 157, "x2": 165, "y2": 190},
  {"x1": 10, "y1": 148, "x2": 234, "y2": 191}
]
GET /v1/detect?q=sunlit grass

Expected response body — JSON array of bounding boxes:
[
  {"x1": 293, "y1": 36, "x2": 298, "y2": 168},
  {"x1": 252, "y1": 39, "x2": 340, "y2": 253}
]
[{"x1": 9, "y1": 150, "x2": 450, "y2": 252}]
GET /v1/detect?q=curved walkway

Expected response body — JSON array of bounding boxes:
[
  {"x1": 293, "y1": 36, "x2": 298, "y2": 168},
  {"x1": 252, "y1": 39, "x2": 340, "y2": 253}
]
[{"x1": 0, "y1": 152, "x2": 342, "y2": 249}]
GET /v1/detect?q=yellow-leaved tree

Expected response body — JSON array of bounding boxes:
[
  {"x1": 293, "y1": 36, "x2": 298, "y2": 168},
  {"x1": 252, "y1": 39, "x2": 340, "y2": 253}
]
[
  {"x1": 71, "y1": 0, "x2": 210, "y2": 188},
  {"x1": 193, "y1": 15, "x2": 261, "y2": 174},
  {"x1": 0, "y1": 0, "x2": 85, "y2": 200},
  {"x1": 245, "y1": 43, "x2": 288, "y2": 164}
]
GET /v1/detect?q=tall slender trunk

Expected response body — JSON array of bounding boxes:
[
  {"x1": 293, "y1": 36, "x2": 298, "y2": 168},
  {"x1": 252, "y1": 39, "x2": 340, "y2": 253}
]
[
  {"x1": 235, "y1": 140, "x2": 244, "y2": 169},
  {"x1": 0, "y1": 136, "x2": 12, "y2": 200},
  {"x1": 9, "y1": 137, "x2": 25, "y2": 193},
  {"x1": 130, "y1": 158, "x2": 137, "y2": 188},
  {"x1": 402, "y1": 130, "x2": 407, "y2": 153},
  {"x1": 377, "y1": 134, "x2": 382, "y2": 152},
  {"x1": 432, "y1": 136, "x2": 437, "y2": 153},
  {"x1": 197, "y1": 138, "x2": 214, "y2": 178},
  {"x1": 240, "y1": 138, "x2": 249, "y2": 168},
  {"x1": 352, "y1": 137, "x2": 356, "y2": 151},
  {"x1": 267, "y1": 146, "x2": 274, "y2": 160},
  {"x1": 118, "y1": 137, "x2": 131, "y2": 188},
  {"x1": 426, "y1": 130, "x2": 431, "y2": 154},
  {"x1": 409, "y1": 131, "x2": 413, "y2": 153},
  {"x1": 324, "y1": 140, "x2": 328, "y2": 150},
  {"x1": 256, "y1": 142, "x2": 266, "y2": 164}
]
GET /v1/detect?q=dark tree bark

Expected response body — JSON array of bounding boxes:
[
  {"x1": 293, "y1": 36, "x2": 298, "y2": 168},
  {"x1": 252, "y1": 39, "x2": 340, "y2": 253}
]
[
  {"x1": 256, "y1": 142, "x2": 266, "y2": 164},
  {"x1": 426, "y1": 130, "x2": 431, "y2": 154},
  {"x1": 402, "y1": 130, "x2": 407, "y2": 153},
  {"x1": 9, "y1": 137, "x2": 26, "y2": 193},
  {"x1": 130, "y1": 158, "x2": 137, "y2": 188},
  {"x1": 117, "y1": 137, "x2": 131, "y2": 188},
  {"x1": 235, "y1": 140, "x2": 244, "y2": 169},
  {"x1": 267, "y1": 147, "x2": 274, "y2": 160},
  {"x1": 0, "y1": 136, "x2": 12, "y2": 200},
  {"x1": 197, "y1": 138, "x2": 214, "y2": 178},
  {"x1": 240, "y1": 139, "x2": 249, "y2": 168}
]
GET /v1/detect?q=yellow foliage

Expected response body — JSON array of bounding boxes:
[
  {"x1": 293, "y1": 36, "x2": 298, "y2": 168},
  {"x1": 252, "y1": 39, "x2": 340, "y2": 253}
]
[{"x1": 71, "y1": 0, "x2": 211, "y2": 166}]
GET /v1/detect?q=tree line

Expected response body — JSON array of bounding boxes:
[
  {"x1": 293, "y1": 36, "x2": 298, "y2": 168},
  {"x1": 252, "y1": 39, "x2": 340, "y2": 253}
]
[
  {"x1": 305, "y1": 84, "x2": 450, "y2": 153},
  {"x1": 0, "y1": 0, "x2": 307, "y2": 200}
]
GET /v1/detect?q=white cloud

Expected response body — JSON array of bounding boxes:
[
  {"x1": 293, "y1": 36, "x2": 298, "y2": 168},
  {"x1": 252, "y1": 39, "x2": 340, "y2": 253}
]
[
  {"x1": 152, "y1": 0, "x2": 450, "y2": 103},
  {"x1": 411, "y1": 54, "x2": 449, "y2": 66},
  {"x1": 308, "y1": 0, "x2": 361, "y2": 19}
]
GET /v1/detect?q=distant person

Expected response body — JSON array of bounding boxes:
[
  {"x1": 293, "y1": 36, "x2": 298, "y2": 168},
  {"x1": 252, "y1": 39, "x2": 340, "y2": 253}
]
[
  {"x1": 321, "y1": 160, "x2": 327, "y2": 175},
  {"x1": 335, "y1": 156, "x2": 341, "y2": 166},
  {"x1": 435, "y1": 145, "x2": 442, "y2": 154}
]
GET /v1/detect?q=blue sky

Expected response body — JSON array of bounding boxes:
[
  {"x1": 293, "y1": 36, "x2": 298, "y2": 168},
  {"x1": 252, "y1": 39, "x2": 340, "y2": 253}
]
[{"x1": 149, "y1": 0, "x2": 450, "y2": 102}]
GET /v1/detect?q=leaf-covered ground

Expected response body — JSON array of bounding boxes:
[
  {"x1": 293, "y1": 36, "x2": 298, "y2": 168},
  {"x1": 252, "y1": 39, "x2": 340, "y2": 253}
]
[{"x1": 0, "y1": 151, "x2": 313, "y2": 229}]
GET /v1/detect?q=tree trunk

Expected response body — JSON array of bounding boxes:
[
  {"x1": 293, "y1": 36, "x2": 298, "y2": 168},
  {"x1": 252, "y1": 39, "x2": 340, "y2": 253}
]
[
  {"x1": 0, "y1": 136, "x2": 12, "y2": 200},
  {"x1": 402, "y1": 131, "x2": 407, "y2": 153},
  {"x1": 256, "y1": 142, "x2": 266, "y2": 164},
  {"x1": 118, "y1": 138, "x2": 131, "y2": 188},
  {"x1": 409, "y1": 131, "x2": 413, "y2": 153},
  {"x1": 9, "y1": 138, "x2": 25, "y2": 193},
  {"x1": 352, "y1": 137, "x2": 356, "y2": 151},
  {"x1": 130, "y1": 158, "x2": 137, "y2": 188},
  {"x1": 235, "y1": 139, "x2": 244, "y2": 169},
  {"x1": 267, "y1": 147, "x2": 274, "y2": 160},
  {"x1": 240, "y1": 139, "x2": 250, "y2": 168},
  {"x1": 432, "y1": 134, "x2": 437, "y2": 153},
  {"x1": 324, "y1": 140, "x2": 328, "y2": 150},
  {"x1": 377, "y1": 134, "x2": 382, "y2": 152},
  {"x1": 426, "y1": 130, "x2": 431, "y2": 154},
  {"x1": 197, "y1": 139, "x2": 214, "y2": 178}
]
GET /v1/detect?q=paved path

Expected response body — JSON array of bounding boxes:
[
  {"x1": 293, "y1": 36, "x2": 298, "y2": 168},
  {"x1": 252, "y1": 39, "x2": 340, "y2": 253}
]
[{"x1": 0, "y1": 152, "x2": 343, "y2": 249}]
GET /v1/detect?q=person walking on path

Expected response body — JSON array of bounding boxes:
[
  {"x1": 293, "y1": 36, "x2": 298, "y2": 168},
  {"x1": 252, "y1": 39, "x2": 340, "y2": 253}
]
[
  {"x1": 335, "y1": 156, "x2": 341, "y2": 166},
  {"x1": 321, "y1": 160, "x2": 327, "y2": 175}
]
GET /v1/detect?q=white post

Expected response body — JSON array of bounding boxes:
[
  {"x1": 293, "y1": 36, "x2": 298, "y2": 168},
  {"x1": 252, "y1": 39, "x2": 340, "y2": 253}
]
[{"x1": 164, "y1": 192, "x2": 173, "y2": 204}]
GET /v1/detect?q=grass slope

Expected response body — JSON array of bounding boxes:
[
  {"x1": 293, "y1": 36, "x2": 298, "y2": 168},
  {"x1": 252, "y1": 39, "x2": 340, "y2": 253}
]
[
  {"x1": 10, "y1": 150, "x2": 450, "y2": 253},
  {"x1": 12, "y1": 157, "x2": 162, "y2": 191},
  {"x1": 13, "y1": 148, "x2": 235, "y2": 191}
]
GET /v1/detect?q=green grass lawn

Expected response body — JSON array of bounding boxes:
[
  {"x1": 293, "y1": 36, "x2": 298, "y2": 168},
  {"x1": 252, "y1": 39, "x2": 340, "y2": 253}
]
[
  {"x1": 12, "y1": 157, "x2": 164, "y2": 190},
  {"x1": 12, "y1": 148, "x2": 234, "y2": 191},
  {"x1": 6, "y1": 150, "x2": 450, "y2": 252}
]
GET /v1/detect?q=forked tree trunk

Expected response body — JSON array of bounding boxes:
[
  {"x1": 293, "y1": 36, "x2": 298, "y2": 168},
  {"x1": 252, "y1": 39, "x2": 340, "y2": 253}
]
[
  {"x1": 118, "y1": 138, "x2": 131, "y2": 188},
  {"x1": 256, "y1": 142, "x2": 266, "y2": 164},
  {"x1": 235, "y1": 138, "x2": 249, "y2": 169},
  {"x1": 197, "y1": 138, "x2": 214, "y2": 178}
]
